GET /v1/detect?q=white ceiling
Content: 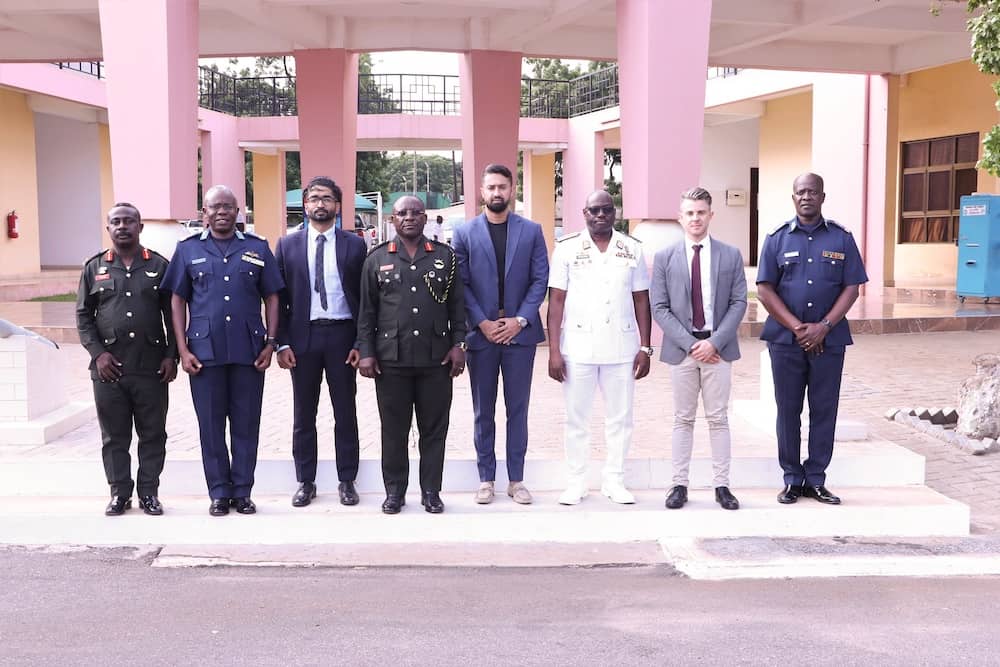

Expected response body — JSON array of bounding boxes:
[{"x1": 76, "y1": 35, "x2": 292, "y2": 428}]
[{"x1": 0, "y1": 0, "x2": 978, "y2": 75}]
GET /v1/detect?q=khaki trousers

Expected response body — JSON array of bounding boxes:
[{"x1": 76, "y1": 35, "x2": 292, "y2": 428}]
[{"x1": 669, "y1": 355, "x2": 733, "y2": 487}]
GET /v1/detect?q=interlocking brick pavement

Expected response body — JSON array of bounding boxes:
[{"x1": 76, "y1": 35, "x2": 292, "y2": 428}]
[{"x1": 3, "y1": 330, "x2": 999, "y2": 531}]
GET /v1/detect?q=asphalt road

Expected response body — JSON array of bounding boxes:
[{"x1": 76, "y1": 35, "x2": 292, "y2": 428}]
[{"x1": 2, "y1": 546, "x2": 997, "y2": 666}]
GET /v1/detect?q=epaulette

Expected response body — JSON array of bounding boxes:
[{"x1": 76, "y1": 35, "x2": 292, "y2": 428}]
[
  {"x1": 84, "y1": 249, "x2": 109, "y2": 265},
  {"x1": 244, "y1": 231, "x2": 266, "y2": 241},
  {"x1": 620, "y1": 232, "x2": 642, "y2": 243},
  {"x1": 557, "y1": 232, "x2": 581, "y2": 242},
  {"x1": 825, "y1": 219, "x2": 851, "y2": 233},
  {"x1": 368, "y1": 240, "x2": 392, "y2": 255},
  {"x1": 178, "y1": 232, "x2": 200, "y2": 243},
  {"x1": 767, "y1": 221, "x2": 791, "y2": 236},
  {"x1": 145, "y1": 247, "x2": 168, "y2": 260}
]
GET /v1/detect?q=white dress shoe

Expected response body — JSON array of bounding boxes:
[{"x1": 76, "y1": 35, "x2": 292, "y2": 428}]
[
  {"x1": 601, "y1": 482, "x2": 636, "y2": 504},
  {"x1": 558, "y1": 483, "x2": 588, "y2": 505}
]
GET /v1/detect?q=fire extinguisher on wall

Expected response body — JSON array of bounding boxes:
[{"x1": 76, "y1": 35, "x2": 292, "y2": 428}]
[{"x1": 6, "y1": 210, "x2": 18, "y2": 239}]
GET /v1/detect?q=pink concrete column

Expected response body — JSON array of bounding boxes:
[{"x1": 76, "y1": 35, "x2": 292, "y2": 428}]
[
  {"x1": 864, "y1": 75, "x2": 890, "y2": 291},
  {"x1": 460, "y1": 50, "x2": 522, "y2": 222},
  {"x1": 295, "y1": 49, "x2": 358, "y2": 228},
  {"x1": 616, "y1": 0, "x2": 712, "y2": 227},
  {"x1": 199, "y1": 112, "x2": 246, "y2": 205},
  {"x1": 561, "y1": 118, "x2": 605, "y2": 233},
  {"x1": 98, "y1": 0, "x2": 199, "y2": 220},
  {"x1": 811, "y1": 73, "x2": 876, "y2": 285}
]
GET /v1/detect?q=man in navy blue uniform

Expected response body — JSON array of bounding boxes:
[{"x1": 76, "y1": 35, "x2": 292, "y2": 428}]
[
  {"x1": 162, "y1": 185, "x2": 284, "y2": 516},
  {"x1": 275, "y1": 176, "x2": 366, "y2": 508},
  {"x1": 756, "y1": 173, "x2": 868, "y2": 506}
]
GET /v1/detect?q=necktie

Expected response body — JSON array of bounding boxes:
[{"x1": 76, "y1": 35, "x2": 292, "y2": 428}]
[
  {"x1": 691, "y1": 244, "x2": 705, "y2": 331},
  {"x1": 315, "y1": 234, "x2": 328, "y2": 311}
]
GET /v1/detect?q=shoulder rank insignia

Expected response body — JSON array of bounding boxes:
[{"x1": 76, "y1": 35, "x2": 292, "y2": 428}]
[
  {"x1": 825, "y1": 219, "x2": 850, "y2": 233},
  {"x1": 767, "y1": 221, "x2": 791, "y2": 236},
  {"x1": 557, "y1": 232, "x2": 581, "y2": 242},
  {"x1": 388, "y1": 241, "x2": 397, "y2": 253}
]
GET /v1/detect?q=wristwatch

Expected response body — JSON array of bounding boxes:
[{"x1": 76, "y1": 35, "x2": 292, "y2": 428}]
[
  {"x1": 639, "y1": 345, "x2": 654, "y2": 356},
  {"x1": 266, "y1": 337, "x2": 279, "y2": 351},
  {"x1": 455, "y1": 341, "x2": 468, "y2": 351},
  {"x1": 820, "y1": 319, "x2": 834, "y2": 330},
  {"x1": 515, "y1": 316, "x2": 528, "y2": 329}
]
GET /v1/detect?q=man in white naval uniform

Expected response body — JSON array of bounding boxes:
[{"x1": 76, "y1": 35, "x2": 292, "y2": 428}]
[{"x1": 547, "y1": 189, "x2": 653, "y2": 505}]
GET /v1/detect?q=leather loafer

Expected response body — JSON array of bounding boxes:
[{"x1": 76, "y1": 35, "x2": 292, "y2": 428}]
[
  {"x1": 803, "y1": 484, "x2": 842, "y2": 505},
  {"x1": 209, "y1": 498, "x2": 230, "y2": 516},
  {"x1": 777, "y1": 484, "x2": 803, "y2": 504},
  {"x1": 105, "y1": 496, "x2": 131, "y2": 516},
  {"x1": 292, "y1": 481, "x2": 316, "y2": 507},
  {"x1": 138, "y1": 495, "x2": 163, "y2": 516},
  {"x1": 381, "y1": 495, "x2": 405, "y2": 514},
  {"x1": 715, "y1": 486, "x2": 740, "y2": 510},
  {"x1": 421, "y1": 491, "x2": 445, "y2": 514},
  {"x1": 665, "y1": 485, "x2": 688, "y2": 509},
  {"x1": 338, "y1": 481, "x2": 359, "y2": 506},
  {"x1": 233, "y1": 497, "x2": 256, "y2": 514}
]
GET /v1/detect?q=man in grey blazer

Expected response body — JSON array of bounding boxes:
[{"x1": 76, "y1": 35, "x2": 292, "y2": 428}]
[{"x1": 650, "y1": 187, "x2": 747, "y2": 510}]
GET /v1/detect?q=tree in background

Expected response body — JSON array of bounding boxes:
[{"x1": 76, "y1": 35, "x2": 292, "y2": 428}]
[{"x1": 966, "y1": 0, "x2": 1000, "y2": 176}]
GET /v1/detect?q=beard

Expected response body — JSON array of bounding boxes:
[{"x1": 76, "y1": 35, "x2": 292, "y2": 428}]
[
  {"x1": 485, "y1": 198, "x2": 509, "y2": 214},
  {"x1": 308, "y1": 208, "x2": 333, "y2": 222}
]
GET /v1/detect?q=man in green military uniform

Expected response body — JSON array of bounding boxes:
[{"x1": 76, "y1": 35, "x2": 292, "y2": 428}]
[
  {"x1": 357, "y1": 195, "x2": 467, "y2": 515},
  {"x1": 76, "y1": 202, "x2": 177, "y2": 516}
]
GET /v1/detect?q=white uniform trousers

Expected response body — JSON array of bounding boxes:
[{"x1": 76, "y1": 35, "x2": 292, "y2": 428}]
[
  {"x1": 562, "y1": 359, "x2": 635, "y2": 485},
  {"x1": 670, "y1": 356, "x2": 733, "y2": 487}
]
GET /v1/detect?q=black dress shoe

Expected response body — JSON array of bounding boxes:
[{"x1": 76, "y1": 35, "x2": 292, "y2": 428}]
[
  {"x1": 421, "y1": 491, "x2": 444, "y2": 514},
  {"x1": 338, "y1": 481, "x2": 359, "y2": 506},
  {"x1": 292, "y1": 481, "x2": 316, "y2": 507},
  {"x1": 665, "y1": 485, "x2": 687, "y2": 509},
  {"x1": 714, "y1": 486, "x2": 740, "y2": 510},
  {"x1": 105, "y1": 496, "x2": 131, "y2": 516},
  {"x1": 381, "y1": 495, "x2": 405, "y2": 514},
  {"x1": 233, "y1": 497, "x2": 257, "y2": 514},
  {"x1": 802, "y1": 484, "x2": 842, "y2": 505},
  {"x1": 777, "y1": 484, "x2": 803, "y2": 504},
  {"x1": 209, "y1": 498, "x2": 230, "y2": 516},
  {"x1": 138, "y1": 495, "x2": 163, "y2": 516}
]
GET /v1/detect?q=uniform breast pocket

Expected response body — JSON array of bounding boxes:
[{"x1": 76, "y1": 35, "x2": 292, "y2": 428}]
[
  {"x1": 90, "y1": 279, "x2": 117, "y2": 302},
  {"x1": 820, "y1": 257, "x2": 844, "y2": 283},
  {"x1": 189, "y1": 264, "x2": 213, "y2": 287},
  {"x1": 239, "y1": 263, "x2": 261, "y2": 290},
  {"x1": 378, "y1": 270, "x2": 400, "y2": 293},
  {"x1": 780, "y1": 255, "x2": 801, "y2": 278}
]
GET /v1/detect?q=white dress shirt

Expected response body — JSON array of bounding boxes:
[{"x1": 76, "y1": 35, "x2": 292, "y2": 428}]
[
  {"x1": 307, "y1": 225, "x2": 352, "y2": 321},
  {"x1": 684, "y1": 235, "x2": 714, "y2": 332}
]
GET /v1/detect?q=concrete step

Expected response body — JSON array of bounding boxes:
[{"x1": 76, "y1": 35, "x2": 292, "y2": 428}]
[
  {"x1": 0, "y1": 487, "x2": 968, "y2": 548},
  {"x1": 0, "y1": 437, "x2": 926, "y2": 496}
]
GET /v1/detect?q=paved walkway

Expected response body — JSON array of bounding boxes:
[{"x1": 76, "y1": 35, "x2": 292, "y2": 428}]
[{"x1": 3, "y1": 329, "x2": 999, "y2": 533}]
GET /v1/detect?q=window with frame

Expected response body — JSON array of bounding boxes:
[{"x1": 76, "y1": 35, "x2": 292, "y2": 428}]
[{"x1": 899, "y1": 132, "x2": 979, "y2": 244}]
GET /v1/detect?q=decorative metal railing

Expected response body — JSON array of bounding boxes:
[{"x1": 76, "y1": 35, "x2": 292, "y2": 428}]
[
  {"x1": 55, "y1": 61, "x2": 103, "y2": 78},
  {"x1": 190, "y1": 64, "x2": 742, "y2": 119}
]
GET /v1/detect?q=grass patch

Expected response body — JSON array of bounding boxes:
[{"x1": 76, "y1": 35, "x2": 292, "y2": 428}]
[{"x1": 29, "y1": 292, "x2": 76, "y2": 302}]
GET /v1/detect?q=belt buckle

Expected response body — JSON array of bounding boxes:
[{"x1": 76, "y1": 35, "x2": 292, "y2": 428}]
[{"x1": 497, "y1": 308, "x2": 506, "y2": 318}]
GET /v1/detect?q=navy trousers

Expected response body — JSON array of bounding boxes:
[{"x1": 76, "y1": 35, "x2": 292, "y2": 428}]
[
  {"x1": 189, "y1": 363, "x2": 265, "y2": 500},
  {"x1": 467, "y1": 342, "x2": 536, "y2": 482},
  {"x1": 290, "y1": 321, "x2": 360, "y2": 483},
  {"x1": 768, "y1": 342, "x2": 846, "y2": 487}
]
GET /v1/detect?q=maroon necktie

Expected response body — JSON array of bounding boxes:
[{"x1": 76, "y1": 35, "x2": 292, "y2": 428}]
[
  {"x1": 315, "y1": 234, "x2": 328, "y2": 311},
  {"x1": 691, "y1": 244, "x2": 705, "y2": 330}
]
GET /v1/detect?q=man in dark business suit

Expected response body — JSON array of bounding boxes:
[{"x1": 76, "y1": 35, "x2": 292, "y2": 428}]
[
  {"x1": 452, "y1": 163, "x2": 549, "y2": 505},
  {"x1": 650, "y1": 187, "x2": 747, "y2": 511},
  {"x1": 275, "y1": 176, "x2": 367, "y2": 507}
]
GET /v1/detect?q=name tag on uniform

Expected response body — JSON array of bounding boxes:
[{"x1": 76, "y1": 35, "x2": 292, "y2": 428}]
[
  {"x1": 379, "y1": 264, "x2": 394, "y2": 271},
  {"x1": 783, "y1": 251, "x2": 800, "y2": 258},
  {"x1": 191, "y1": 257, "x2": 207, "y2": 265},
  {"x1": 822, "y1": 250, "x2": 846, "y2": 260},
  {"x1": 95, "y1": 274, "x2": 110, "y2": 281},
  {"x1": 242, "y1": 254, "x2": 265, "y2": 267}
]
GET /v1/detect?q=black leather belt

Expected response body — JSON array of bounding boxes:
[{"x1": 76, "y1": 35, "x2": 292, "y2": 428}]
[
  {"x1": 311, "y1": 319, "x2": 352, "y2": 326},
  {"x1": 692, "y1": 330, "x2": 712, "y2": 340}
]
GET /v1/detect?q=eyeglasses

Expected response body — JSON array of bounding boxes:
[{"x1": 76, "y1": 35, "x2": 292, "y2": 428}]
[
  {"x1": 586, "y1": 205, "x2": 615, "y2": 216},
  {"x1": 394, "y1": 208, "x2": 426, "y2": 217},
  {"x1": 305, "y1": 196, "x2": 339, "y2": 205},
  {"x1": 205, "y1": 203, "x2": 236, "y2": 212}
]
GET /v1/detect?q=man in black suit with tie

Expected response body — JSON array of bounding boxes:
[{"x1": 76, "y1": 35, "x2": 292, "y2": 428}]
[{"x1": 275, "y1": 176, "x2": 368, "y2": 507}]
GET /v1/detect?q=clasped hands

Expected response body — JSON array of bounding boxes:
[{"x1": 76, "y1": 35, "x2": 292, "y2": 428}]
[
  {"x1": 794, "y1": 322, "x2": 827, "y2": 355},
  {"x1": 479, "y1": 318, "x2": 522, "y2": 345}
]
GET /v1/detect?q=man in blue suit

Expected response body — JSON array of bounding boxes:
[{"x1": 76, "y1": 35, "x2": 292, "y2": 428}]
[
  {"x1": 274, "y1": 176, "x2": 367, "y2": 508},
  {"x1": 452, "y1": 163, "x2": 550, "y2": 505}
]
